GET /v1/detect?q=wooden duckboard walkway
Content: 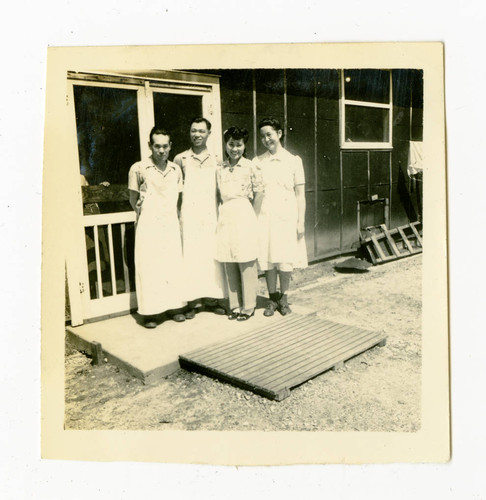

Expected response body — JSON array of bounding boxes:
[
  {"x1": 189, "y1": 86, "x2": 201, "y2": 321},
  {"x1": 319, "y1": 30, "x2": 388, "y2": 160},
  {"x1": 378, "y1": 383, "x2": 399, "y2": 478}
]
[{"x1": 179, "y1": 314, "x2": 387, "y2": 401}]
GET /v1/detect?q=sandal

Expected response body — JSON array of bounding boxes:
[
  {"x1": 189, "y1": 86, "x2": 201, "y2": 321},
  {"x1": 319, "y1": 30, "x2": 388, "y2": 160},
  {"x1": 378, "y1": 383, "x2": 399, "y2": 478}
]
[
  {"x1": 237, "y1": 310, "x2": 255, "y2": 321},
  {"x1": 228, "y1": 310, "x2": 240, "y2": 320}
]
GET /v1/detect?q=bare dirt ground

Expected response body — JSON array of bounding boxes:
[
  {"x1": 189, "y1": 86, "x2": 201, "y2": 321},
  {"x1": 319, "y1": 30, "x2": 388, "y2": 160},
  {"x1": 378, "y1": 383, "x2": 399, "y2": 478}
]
[{"x1": 65, "y1": 254, "x2": 422, "y2": 432}]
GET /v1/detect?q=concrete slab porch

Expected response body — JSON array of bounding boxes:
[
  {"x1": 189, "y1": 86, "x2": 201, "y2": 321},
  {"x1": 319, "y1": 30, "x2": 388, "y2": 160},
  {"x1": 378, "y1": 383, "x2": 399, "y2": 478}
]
[{"x1": 66, "y1": 300, "x2": 314, "y2": 383}]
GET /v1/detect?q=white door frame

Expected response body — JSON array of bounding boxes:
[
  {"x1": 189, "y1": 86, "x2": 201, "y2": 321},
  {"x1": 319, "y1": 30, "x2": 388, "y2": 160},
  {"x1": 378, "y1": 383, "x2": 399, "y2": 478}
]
[{"x1": 66, "y1": 71, "x2": 221, "y2": 325}]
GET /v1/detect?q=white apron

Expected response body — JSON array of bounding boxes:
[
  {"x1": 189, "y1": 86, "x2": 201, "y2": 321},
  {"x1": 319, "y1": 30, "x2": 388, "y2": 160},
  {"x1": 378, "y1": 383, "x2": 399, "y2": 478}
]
[
  {"x1": 134, "y1": 163, "x2": 186, "y2": 315},
  {"x1": 180, "y1": 154, "x2": 225, "y2": 300}
]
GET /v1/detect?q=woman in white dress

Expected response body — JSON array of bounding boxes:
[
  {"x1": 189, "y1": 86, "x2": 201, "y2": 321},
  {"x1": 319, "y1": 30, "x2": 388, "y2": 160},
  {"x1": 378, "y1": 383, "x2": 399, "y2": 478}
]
[
  {"x1": 216, "y1": 127, "x2": 263, "y2": 320},
  {"x1": 128, "y1": 127, "x2": 186, "y2": 328},
  {"x1": 254, "y1": 117, "x2": 307, "y2": 317}
]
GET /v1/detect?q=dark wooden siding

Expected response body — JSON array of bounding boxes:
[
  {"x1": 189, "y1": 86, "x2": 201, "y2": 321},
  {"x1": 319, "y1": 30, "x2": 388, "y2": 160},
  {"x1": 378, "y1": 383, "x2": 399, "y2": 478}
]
[
  {"x1": 216, "y1": 68, "x2": 423, "y2": 262},
  {"x1": 219, "y1": 70, "x2": 255, "y2": 157},
  {"x1": 315, "y1": 70, "x2": 341, "y2": 257}
]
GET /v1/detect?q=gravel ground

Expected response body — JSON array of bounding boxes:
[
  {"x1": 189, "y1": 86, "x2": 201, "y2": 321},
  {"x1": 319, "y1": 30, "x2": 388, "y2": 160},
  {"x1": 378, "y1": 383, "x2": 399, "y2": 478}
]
[{"x1": 65, "y1": 254, "x2": 422, "y2": 432}]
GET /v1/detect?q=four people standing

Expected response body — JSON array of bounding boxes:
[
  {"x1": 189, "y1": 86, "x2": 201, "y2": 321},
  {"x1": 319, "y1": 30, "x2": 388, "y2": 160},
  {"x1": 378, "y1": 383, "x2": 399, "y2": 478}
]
[{"x1": 129, "y1": 117, "x2": 307, "y2": 328}]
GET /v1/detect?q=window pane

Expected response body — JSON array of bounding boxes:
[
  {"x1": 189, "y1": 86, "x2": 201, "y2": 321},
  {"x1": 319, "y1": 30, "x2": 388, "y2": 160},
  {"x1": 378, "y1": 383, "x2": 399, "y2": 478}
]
[
  {"x1": 344, "y1": 69, "x2": 390, "y2": 104},
  {"x1": 153, "y1": 92, "x2": 202, "y2": 160},
  {"x1": 74, "y1": 85, "x2": 140, "y2": 213},
  {"x1": 345, "y1": 105, "x2": 390, "y2": 143}
]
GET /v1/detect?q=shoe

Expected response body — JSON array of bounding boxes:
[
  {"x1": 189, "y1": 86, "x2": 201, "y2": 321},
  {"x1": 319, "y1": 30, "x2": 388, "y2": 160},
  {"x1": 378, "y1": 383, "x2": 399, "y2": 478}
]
[
  {"x1": 184, "y1": 309, "x2": 196, "y2": 320},
  {"x1": 237, "y1": 310, "x2": 255, "y2": 321},
  {"x1": 205, "y1": 304, "x2": 227, "y2": 315},
  {"x1": 278, "y1": 294, "x2": 292, "y2": 316},
  {"x1": 172, "y1": 313, "x2": 186, "y2": 323},
  {"x1": 228, "y1": 310, "x2": 240, "y2": 320},
  {"x1": 263, "y1": 300, "x2": 278, "y2": 317},
  {"x1": 264, "y1": 292, "x2": 281, "y2": 317}
]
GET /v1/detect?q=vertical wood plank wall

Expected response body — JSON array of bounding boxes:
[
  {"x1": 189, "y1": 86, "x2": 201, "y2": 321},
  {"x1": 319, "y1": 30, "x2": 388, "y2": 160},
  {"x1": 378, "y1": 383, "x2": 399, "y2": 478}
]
[{"x1": 218, "y1": 69, "x2": 422, "y2": 262}]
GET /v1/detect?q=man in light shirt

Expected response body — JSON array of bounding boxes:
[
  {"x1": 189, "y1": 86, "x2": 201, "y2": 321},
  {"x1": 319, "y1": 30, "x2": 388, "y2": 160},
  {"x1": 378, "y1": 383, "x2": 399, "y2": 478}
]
[{"x1": 174, "y1": 117, "x2": 226, "y2": 319}]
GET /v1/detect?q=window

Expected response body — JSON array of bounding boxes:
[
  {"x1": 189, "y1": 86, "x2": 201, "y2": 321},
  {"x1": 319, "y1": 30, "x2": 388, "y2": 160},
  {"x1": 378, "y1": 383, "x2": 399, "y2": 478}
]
[
  {"x1": 74, "y1": 84, "x2": 141, "y2": 214},
  {"x1": 152, "y1": 91, "x2": 202, "y2": 161},
  {"x1": 74, "y1": 84, "x2": 141, "y2": 187},
  {"x1": 340, "y1": 69, "x2": 392, "y2": 149}
]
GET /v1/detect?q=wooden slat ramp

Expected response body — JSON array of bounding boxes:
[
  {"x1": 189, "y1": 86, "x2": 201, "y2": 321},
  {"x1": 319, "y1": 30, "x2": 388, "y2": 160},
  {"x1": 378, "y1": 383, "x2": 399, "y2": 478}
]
[{"x1": 179, "y1": 314, "x2": 387, "y2": 401}]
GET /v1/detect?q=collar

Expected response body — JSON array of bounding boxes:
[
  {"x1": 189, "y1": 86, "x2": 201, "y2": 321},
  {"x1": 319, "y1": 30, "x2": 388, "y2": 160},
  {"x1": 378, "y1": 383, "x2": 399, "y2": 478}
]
[
  {"x1": 147, "y1": 157, "x2": 176, "y2": 174},
  {"x1": 190, "y1": 148, "x2": 210, "y2": 159},
  {"x1": 223, "y1": 157, "x2": 249, "y2": 169},
  {"x1": 262, "y1": 148, "x2": 291, "y2": 162},
  {"x1": 176, "y1": 148, "x2": 212, "y2": 166}
]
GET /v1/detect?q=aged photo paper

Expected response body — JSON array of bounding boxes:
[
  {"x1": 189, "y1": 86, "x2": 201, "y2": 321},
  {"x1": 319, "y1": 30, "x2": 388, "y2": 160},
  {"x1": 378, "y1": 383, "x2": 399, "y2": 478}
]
[{"x1": 41, "y1": 42, "x2": 448, "y2": 464}]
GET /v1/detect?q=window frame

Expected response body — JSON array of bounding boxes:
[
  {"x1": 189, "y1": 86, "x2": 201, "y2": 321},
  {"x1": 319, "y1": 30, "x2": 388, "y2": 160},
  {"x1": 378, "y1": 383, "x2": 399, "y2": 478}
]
[{"x1": 339, "y1": 69, "x2": 393, "y2": 150}]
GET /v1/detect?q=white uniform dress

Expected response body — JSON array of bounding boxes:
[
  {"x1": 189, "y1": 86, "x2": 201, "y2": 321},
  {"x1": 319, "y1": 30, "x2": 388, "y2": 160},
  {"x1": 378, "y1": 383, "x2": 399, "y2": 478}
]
[
  {"x1": 254, "y1": 148, "x2": 308, "y2": 271},
  {"x1": 215, "y1": 157, "x2": 263, "y2": 263},
  {"x1": 173, "y1": 148, "x2": 225, "y2": 301},
  {"x1": 128, "y1": 158, "x2": 186, "y2": 316}
]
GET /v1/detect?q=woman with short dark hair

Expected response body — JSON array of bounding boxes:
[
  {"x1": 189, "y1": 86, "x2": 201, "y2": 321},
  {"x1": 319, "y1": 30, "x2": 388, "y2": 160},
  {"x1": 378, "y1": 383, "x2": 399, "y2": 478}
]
[
  {"x1": 215, "y1": 126, "x2": 263, "y2": 320},
  {"x1": 255, "y1": 117, "x2": 307, "y2": 317}
]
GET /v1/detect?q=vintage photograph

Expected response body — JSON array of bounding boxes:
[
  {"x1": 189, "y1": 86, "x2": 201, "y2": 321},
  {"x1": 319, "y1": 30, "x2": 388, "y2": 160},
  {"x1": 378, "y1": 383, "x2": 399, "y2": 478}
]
[
  {"x1": 42, "y1": 44, "x2": 448, "y2": 464},
  {"x1": 64, "y1": 66, "x2": 423, "y2": 425}
]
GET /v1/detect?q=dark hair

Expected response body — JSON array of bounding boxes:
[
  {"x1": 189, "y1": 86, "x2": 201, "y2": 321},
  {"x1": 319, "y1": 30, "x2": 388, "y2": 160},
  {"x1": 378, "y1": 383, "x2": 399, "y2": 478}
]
[
  {"x1": 190, "y1": 116, "x2": 212, "y2": 131},
  {"x1": 149, "y1": 126, "x2": 171, "y2": 144},
  {"x1": 224, "y1": 126, "x2": 249, "y2": 144},
  {"x1": 258, "y1": 117, "x2": 284, "y2": 140}
]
